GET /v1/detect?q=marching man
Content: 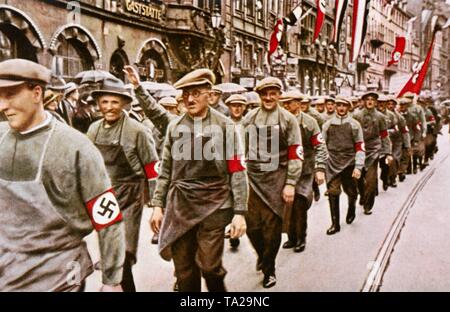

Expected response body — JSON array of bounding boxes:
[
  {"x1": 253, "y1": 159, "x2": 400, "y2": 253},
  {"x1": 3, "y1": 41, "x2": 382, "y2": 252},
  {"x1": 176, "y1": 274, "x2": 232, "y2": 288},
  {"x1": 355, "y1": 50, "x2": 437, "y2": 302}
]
[{"x1": 0, "y1": 59, "x2": 125, "y2": 292}]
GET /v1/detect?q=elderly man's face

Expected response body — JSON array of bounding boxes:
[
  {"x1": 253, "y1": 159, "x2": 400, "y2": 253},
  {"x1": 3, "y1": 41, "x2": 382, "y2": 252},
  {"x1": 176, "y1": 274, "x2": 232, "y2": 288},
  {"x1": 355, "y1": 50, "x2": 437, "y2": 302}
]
[
  {"x1": 182, "y1": 86, "x2": 212, "y2": 118},
  {"x1": 98, "y1": 94, "x2": 127, "y2": 124},
  {"x1": 258, "y1": 87, "x2": 281, "y2": 111},
  {"x1": 0, "y1": 83, "x2": 44, "y2": 132}
]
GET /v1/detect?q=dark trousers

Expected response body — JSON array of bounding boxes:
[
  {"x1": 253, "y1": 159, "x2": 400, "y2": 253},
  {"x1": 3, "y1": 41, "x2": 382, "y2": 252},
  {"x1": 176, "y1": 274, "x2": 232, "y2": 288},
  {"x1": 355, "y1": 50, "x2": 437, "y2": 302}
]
[
  {"x1": 327, "y1": 166, "x2": 358, "y2": 198},
  {"x1": 388, "y1": 159, "x2": 399, "y2": 182},
  {"x1": 246, "y1": 187, "x2": 282, "y2": 277},
  {"x1": 358, "y1": 161, "x2": 378, "y2": 210},
  {"x1": 121, "y1": 252, "x2": 136, "y2": 292},
  {"x1": 379, "y1": 157, "x2": 390, "y2": 186},
  {"x1": 287, "y1": 194, "x2": 309, "y2": 244},
  {"x1": 171, "y1": 209, "x2": 232, "y2": 292}
]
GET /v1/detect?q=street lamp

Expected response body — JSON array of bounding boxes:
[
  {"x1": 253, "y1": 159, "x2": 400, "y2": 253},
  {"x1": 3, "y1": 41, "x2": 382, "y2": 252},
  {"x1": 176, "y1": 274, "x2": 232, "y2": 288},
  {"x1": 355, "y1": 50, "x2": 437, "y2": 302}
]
[{"x1": 211, "y1": 6, "x2": 221, "y2": 30}]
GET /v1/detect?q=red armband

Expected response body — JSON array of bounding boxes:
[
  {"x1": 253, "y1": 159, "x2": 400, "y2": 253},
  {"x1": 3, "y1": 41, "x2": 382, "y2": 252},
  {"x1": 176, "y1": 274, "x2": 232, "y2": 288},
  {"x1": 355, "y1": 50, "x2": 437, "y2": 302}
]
[
  {"x1": 144, "y1": 161, "x2": 161, "y2": 181},
  {"x1": 86, "y1": 189, "x2": 123, "y2": 231},
  {"x1": 428, "y1": 116, "x2": 435, "y2": 122},
  {"x1": 379, "y1": 129, "x2": 388, "y2": 139},
  {"x1": 227, "y1": 155, "x2": 246, "y2": 173},
  {"x1": 416, "y1": 122, "x2": 422, "y2": 131},
  {"x1": 355, "y1": 142, "x2": 366, "y2": 152},
  {"x1": 310, "y1": 133, "x2": 325, "y2": 147},
  {"x1": 401, "y1": 126, "x2": 409, "y2": 134},
  {"x1": 288, "y1": 144, "x2": 304, "y2": 161}
]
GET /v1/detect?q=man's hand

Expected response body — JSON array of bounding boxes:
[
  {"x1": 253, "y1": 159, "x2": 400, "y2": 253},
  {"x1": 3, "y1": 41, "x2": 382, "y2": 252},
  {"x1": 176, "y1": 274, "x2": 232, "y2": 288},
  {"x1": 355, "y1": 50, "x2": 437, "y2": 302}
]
[
  {"x1": 100, "y1": 284, "x2": 123, "y2": 292},
  {"x1": 282, "y1": 184, "x2": 295, "y2": 205},
  {"x1": 123, "y1": 65, "x2": 141, "y2": 88},
  {"x1": 315, "y1": 171, "x2": 325, "y2": 185},
  {"x1": 229, "y1": 215, "x2": 246, "y2": 239},
  {"x1": 352, "y1": 169, "x2": 362, "y2": 180},
  {"x1": 385, "y1": 155, "x2": 394, "y2": 165},
  {"x1": 150, "y1": 207, "x2": 164, "y2": 235}
]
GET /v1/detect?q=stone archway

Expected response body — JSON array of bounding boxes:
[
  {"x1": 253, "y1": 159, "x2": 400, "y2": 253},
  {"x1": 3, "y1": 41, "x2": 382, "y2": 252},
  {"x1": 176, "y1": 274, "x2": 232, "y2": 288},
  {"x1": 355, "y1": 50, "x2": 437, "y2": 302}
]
[
  {"x1": 136, "y1": 38, "x2": 172, "y2": 83},
  {"x1": 0, "y1": 5, "x2": 47, "y2": 62},
  {"x1": 49, "y1": 24, "x2": 102, "y2": 79}
]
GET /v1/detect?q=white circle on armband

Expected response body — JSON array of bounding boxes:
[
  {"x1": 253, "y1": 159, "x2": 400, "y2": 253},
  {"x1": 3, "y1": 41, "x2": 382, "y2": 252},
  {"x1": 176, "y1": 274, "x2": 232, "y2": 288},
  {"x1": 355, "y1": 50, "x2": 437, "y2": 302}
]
[{"x1": 93, "y1": 192, "x2": 121, "y2": 225}]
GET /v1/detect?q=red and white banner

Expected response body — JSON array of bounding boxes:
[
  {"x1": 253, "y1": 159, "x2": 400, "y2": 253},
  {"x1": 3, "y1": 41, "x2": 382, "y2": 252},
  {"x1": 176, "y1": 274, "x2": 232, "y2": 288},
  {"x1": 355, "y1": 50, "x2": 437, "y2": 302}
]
[
  {"x1": 397, "y1": 31, "x2": 436, "y2": 97},
  {"x1": 268, "y1": 19, "x2": 284, "y2": 63},
  {"x1": 388, "y1": 37, "x2": 406, "y2": 66},
  {"x1": 332, "y1": 0, "x2": 348, "y2": 45},
  {"x1": 351, "y1": 0, "x2": 371, "y2": 62},
  {"x1": 314, "y1": 0, "x2": 327, "y2": 42}
]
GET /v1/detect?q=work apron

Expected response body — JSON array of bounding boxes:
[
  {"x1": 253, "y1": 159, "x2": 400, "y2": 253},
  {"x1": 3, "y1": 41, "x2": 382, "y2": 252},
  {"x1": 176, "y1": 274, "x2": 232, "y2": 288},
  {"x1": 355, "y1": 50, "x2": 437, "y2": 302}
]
[
  {"x1": 246, "y1": 111, "x2": 289, "y2": 218},
  {"x1": 0, "y1": 123, "x2": 93, "y2": 291},
  {"x1": 94, "y1": 118, "x2": 145, "y2": 262},
  {"x1": 326, "y1": 123, "x2": 356, "y2": 183},
  {"x1": 360, "y1": 113, "x2": 381, "y2": 168},
  {"x1": 159, "y1": 124, "x2": 230, "y2": 261},
  {"x1": 284, "y1": 115, "x2": 314, "y2": 232}
]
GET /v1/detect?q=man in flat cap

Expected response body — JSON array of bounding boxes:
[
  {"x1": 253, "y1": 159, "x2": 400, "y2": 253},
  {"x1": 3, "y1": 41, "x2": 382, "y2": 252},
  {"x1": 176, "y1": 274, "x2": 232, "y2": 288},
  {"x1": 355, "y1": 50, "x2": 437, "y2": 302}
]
[
  {"x1": 209, "y1": 86, "x2": 230, "y2": 116},
  {"x1": 159, "y1": 96, "x2": 180, "y2": 116},
  {"x1": 377, "y1": 94, "x2": 398, "y2": 191},
  {"x1": 353, "y1": 92, "x2": 392, "y2": 215},
  {"x1": 87, "y1": 77, "x2": 159, "y2": 292},
  {"x1": 0, "y1": 59, "x2": 125, "y2": 292},
  {"x1": 417, "y1": 96, "x2": 437, "y2": 168},
  {"x1": 279, "y1": 90, "x2": 328, "y2": 252},
  {"x1": 386, "y1": 97, "x2": 410, "y2": 185},
  {"x1": 322, "y1": 97, "x2": 365, "y2": 234},
  {"x1": 324, "y1": 96, "x2": 336, "y2": 121},
  {"x1": 243, "y1": 77, "x2": 303, "y2": 288},
  {"x1": 313, "y1": 96, "x2": 326, "y2": 115},
  {"x1": 135, "y1": 68, "x2": 248, "y2": 292},
  {"x1": 400, "y1": 92, "x2": 427, "y2": 174}
]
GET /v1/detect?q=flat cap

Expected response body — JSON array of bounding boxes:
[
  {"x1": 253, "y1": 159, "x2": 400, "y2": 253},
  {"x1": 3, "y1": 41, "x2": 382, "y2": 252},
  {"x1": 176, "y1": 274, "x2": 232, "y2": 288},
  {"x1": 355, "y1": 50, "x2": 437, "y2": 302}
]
[
  {"x1": 158, "y1": 97, "x2": 178, "y2": 107},
  {"x1": 312, "y1": 96, "x2": 326, "y2": 105},
  {"x1": 225, "y1": 94, "x2": 247, "y2": 106},
  {"x1": 173, "y1": 68, "x2": 216, "y2": 90},
  {"x1": 64, "y1": 82, "x2": 78, "y2": 97},
  {"x1": 377, "y1": 94, "x2": 389, "y2": 102},
  {"x1": 403, "y1": 91, "x2": 416, "y2": 99},
  {"x1": 361, "y1": 91, "x2": 379, "y2": 100},
  {"x1": 91, "y1": 77, "x2": 133, "y2": 104},
  {"x1": 279, "y1": 90, "x2": 305, "y2": 102},
  {"x1": 335, "y1": 96, "x2": 352, "y2": 107},
  {"x1": 254, "y1": 77, "x2": 283, "y2": 93},
  {"x1": 211, "y1": 85, "x2": 223, "y2": 94},
  {"x1": 324, "y1": 96, "x2": 336, "y2": 102},
  {"x1": 0, "y1": 59, "x2": 51, "y2": 87},
  {"x1": 399, "y1": 98, "x2": 411, "y2": 105},
  {"x1": 43, "y1": 90, "x2": 60, "y2": 107},
  {"x1": 301, "y1": 95, "x2": 312, "y2": 104}
]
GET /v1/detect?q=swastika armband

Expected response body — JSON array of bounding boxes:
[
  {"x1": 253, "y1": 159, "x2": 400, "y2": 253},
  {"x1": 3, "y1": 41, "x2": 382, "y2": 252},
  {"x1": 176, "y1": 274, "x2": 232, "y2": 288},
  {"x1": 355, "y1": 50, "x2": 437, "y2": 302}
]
[
  {"x1": 288, "y1": 145, "x2": 304, "y2": 161},
  {"x1": 227, "y1": 155, "x2": 247, "y2": 174},
  {"x1": 355, "y1": 142, "x2": 366, "y2": 152},
  {"x1": 310, "y1": 133, "x2": 325, "y2": 147},
  {"x1": 144, "y1": 161, "x2": 161, "y2": 181},
  {"x1": 86, "y1": 189, "x2": 123, "y2": 231},
  {"x1": 379, "y1": 129, "x2": 389, "y2": 139},
  {"x1": 401, "y1": 126, "x2": 409, "y2": 134}
]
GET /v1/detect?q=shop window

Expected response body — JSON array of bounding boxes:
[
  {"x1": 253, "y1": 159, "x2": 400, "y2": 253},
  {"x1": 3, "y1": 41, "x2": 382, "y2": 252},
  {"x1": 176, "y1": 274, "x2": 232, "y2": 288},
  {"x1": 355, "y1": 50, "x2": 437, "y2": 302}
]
[
  {"x1": 0, "y1": 25, "x2": 37, "y2": 62},
  {"x1": 54, "y1": 37, "x2": 94, "y2": 79}
]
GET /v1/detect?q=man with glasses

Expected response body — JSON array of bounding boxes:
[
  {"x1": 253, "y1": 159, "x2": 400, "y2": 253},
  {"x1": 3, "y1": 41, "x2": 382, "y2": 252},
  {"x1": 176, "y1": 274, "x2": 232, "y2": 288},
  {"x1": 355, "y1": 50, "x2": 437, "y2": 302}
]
[{"x1": 147, "y1": 69, "x2": 248, "y2": 292}]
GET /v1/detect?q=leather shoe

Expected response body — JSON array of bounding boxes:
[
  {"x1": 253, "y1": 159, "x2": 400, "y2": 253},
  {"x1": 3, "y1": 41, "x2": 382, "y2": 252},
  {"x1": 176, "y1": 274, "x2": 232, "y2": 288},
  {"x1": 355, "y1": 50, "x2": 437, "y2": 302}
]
[
  {"x1": 294, "y1": 241, "x2": 305, "y2": 253},
  {"x1": 399, "y1": 174, "x2": 406, "y2": 182},
  {"x1": 263, "y1": 274, "x2": 277, "y2": 288},
  {"x1": 282, "y1": 240, "x2": 296, "y2": 249},
  {"x1": 364, "y1": 209, "x2": 372, "y2": 215},
  {"x1": 326, "y1": 224, "x2": 340, "y2": 235}
]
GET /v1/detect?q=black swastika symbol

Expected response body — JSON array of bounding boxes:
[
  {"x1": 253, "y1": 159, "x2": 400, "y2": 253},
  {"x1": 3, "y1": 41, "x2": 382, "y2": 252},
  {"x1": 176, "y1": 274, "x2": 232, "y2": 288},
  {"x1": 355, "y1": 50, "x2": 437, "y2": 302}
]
[{"x1": 97, "y1": 198, "x2": 117, "y2": 219}]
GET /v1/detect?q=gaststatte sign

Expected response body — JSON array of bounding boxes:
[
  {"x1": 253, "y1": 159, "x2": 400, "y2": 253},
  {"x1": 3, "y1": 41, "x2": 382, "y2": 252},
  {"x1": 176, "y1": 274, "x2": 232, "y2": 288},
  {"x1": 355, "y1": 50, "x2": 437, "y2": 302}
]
[{"x1": 124, "y1": 0, "x2": 162, "y2": 20}]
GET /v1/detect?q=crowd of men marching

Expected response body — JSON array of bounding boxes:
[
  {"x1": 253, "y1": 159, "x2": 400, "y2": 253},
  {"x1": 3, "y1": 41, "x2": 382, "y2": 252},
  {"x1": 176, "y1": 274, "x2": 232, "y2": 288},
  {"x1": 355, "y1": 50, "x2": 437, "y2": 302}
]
[{"x1": 0, "y1": 58, "x2": 446, "y2": 292}]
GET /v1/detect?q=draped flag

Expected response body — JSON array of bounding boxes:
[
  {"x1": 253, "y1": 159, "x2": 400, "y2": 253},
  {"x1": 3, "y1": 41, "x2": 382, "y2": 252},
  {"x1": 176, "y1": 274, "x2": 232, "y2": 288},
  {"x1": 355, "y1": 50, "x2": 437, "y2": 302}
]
[
  {"x1": 332, "y1": 0, "x2": 348, "y2": 46},
  {"x1": 351, "y1": 0, "x2": 371, "y2": 62},
  {"x1": 284, "y1": 4, "x2": 302, "y2": 26},
  {"x1": 268, "y1": 19, "x2": 284, "y2": 63},
  {"x1": 388, "y1": 37, "x2": 406, "y2": 66},
  {"x1": 314, "y1": 0, "x2": 327, "y2": 42},
  {"x1": 397, "y1": 22, "x2": 440, "y2": 97}
]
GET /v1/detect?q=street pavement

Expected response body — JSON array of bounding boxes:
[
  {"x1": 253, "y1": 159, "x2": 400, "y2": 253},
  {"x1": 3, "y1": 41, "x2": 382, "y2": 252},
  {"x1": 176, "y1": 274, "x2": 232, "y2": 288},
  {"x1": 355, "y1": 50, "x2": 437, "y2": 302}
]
[{"x1": 85, "y1": 127, "x2": 450, "y2": 292}]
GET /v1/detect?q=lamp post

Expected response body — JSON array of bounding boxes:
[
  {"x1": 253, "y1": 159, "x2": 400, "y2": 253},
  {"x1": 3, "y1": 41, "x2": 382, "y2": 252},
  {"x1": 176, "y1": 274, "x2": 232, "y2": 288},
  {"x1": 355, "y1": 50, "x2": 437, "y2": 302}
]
[{"x1": 208, "y1": 5, "x2": 226, "y2": 73}]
